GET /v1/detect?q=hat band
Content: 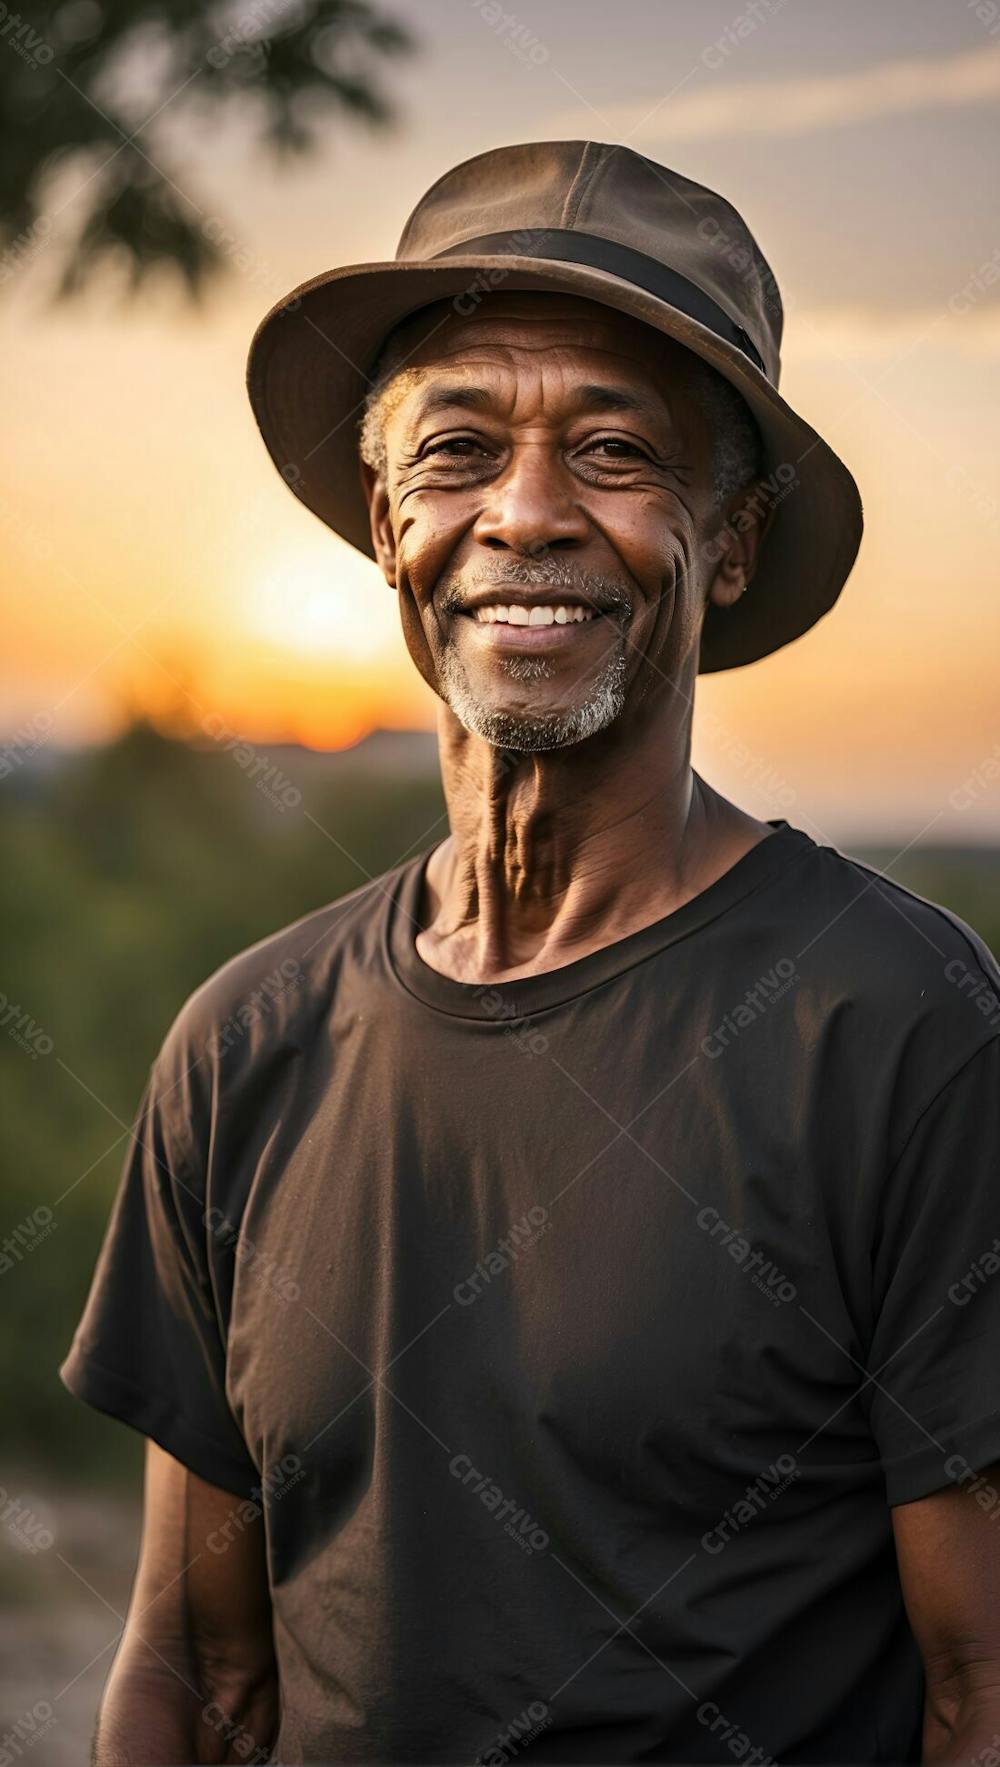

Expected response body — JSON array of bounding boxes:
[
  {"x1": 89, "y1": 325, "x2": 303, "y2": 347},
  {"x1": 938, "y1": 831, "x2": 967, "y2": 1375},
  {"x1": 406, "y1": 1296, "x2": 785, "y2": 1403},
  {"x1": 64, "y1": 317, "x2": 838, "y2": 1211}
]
[{"x1": 433, "y1": 228, "x2": 767, "y2": 376}]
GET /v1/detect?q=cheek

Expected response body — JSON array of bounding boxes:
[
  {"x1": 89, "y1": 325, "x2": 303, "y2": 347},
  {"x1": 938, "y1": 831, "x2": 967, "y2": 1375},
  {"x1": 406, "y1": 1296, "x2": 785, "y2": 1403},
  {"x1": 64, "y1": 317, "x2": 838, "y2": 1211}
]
[
  {"x1": 610, "y1": 500, "x2": 705, "y2": 669},
  {"x1": 393, "y1": 490, "x2": 473, "y2": 600},
  {"x1": 596, "y1": 491, "x2": 697, "y2": 583},
  {"x1": 653, "y1": 516, "x2": 708, "y2": 637},
  {"x1": 390, "y1": 493, "x2": 475, "y2": 694}
]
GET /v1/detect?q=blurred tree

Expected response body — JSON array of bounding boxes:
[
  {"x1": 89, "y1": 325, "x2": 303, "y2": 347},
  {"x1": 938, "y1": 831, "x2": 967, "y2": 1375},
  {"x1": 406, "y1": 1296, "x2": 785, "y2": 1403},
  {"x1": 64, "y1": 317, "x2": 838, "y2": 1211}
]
[
  {"x1": 2, "y1": 719, "x2": 447, "y2": 1476},
  {"x1": 0, "y1": 0, "x2": 413, "y2": 300}
]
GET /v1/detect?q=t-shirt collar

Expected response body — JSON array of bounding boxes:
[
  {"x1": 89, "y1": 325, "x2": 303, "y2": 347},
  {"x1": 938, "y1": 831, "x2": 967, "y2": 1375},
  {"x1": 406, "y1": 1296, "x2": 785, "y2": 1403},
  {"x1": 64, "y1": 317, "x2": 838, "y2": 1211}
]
[{"x1": 385, "y1": 819, "x2": 816, "y2": 1021}]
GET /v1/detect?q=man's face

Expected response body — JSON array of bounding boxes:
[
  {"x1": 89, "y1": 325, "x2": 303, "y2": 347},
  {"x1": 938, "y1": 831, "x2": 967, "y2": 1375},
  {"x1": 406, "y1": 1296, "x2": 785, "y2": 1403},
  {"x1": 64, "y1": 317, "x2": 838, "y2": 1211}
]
[{"x1": 363, "y1": 292, "x2": 751, "y2": 752}]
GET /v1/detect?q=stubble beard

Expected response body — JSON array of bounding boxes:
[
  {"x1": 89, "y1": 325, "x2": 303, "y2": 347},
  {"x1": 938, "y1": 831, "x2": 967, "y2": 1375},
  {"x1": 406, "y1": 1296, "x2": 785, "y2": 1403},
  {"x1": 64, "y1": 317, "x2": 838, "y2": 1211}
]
[{"x1": 436, "y1": 562, "x2": 632, "y2": 753}]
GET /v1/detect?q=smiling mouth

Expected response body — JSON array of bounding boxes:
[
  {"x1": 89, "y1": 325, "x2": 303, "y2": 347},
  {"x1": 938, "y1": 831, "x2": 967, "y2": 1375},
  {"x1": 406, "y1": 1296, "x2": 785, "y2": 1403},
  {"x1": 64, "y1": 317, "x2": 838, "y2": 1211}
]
[
  {"x1": 469, "y1": 602, "x2": 596, "y2": 626},
  {"x1": 457, "y1": 599, "x2": 620, "y2": 653}
]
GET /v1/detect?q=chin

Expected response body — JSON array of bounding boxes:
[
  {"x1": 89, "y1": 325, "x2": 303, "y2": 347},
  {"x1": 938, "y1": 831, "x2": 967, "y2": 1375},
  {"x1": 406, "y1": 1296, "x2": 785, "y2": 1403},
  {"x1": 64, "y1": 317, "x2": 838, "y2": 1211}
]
[
  {"x1": 441, "y1": 660, "x2": 628, "y2": 754},
  {"x1": 455, "y1": 674, "x2": 628, "y2": 752}
]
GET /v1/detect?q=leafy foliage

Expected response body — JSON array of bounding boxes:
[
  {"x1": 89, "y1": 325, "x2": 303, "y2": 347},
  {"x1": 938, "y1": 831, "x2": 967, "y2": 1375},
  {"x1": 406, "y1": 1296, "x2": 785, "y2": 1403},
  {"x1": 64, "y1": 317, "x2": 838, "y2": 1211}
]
[
  {"x1": 0, "y1": 0, "x2": 414, "y2": 300},
  {"x1": 2, "y1": 721, "x2": 445, "y2": 1479}
]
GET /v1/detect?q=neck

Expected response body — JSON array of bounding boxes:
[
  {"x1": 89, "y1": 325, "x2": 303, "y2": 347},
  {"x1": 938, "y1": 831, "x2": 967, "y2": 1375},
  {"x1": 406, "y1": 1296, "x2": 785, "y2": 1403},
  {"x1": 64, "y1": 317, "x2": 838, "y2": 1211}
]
[{"x1": 417, "y1": 688, "x2": 772, "y2": 984}]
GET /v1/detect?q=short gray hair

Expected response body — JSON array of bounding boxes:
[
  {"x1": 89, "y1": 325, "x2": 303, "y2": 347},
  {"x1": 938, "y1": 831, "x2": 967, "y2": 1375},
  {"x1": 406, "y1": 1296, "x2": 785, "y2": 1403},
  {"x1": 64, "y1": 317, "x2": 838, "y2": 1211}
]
[
  {"x1": 358, "y1": 326, "x2": 417, "y2": 480},
  {"x1": 358, "y1": 319, "x2": 763, "y2": 507},
  {"x1": 683, "y1": 353, "x2": 764, "y2": 506}
]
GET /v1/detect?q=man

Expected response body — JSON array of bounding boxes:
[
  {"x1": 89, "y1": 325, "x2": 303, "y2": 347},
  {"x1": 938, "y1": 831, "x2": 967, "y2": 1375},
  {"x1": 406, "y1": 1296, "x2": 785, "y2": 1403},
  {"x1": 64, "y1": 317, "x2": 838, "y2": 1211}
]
[{"x1": 61, "y1": 142, "x2": 1000, "y2": 1764}]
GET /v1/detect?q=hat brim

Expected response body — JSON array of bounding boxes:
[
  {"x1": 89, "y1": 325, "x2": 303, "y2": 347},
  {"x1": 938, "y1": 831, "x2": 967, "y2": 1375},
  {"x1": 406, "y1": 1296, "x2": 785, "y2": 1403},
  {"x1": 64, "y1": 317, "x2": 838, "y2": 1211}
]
[{"x1": 246, "y1": 255, "x2": 863, "y2": 673}]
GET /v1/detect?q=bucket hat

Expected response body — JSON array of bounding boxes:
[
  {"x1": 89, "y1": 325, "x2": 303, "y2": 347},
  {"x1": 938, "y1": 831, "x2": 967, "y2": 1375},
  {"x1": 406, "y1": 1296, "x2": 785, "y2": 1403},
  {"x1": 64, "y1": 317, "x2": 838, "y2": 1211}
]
[{"x1": 247, "y1": 140, "x2": 863, "y2": 672}]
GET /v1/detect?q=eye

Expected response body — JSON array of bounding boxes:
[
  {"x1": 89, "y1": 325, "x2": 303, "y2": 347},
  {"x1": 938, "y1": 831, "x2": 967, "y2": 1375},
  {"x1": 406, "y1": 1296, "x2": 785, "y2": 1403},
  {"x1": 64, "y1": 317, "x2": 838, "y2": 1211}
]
[
  {"x1": 583, "y1": 436, "x2": 654, "y2": 461},
  {"x1": 421, "y1": 434, "x2": 491, "y2": 459}
]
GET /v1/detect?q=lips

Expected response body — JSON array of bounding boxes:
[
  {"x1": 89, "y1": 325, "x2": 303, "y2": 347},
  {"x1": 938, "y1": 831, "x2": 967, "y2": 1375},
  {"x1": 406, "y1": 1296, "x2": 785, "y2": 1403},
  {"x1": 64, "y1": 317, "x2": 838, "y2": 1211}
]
[
  {"x1": 459, "y1": 600, "x2": 614, "y2": 651},
  {"x1": 471, "y1": 603, "x2": 596, "y2": 627},
  {"x1": 447, "y1": 579, "x2": 631, "y2": 656}
]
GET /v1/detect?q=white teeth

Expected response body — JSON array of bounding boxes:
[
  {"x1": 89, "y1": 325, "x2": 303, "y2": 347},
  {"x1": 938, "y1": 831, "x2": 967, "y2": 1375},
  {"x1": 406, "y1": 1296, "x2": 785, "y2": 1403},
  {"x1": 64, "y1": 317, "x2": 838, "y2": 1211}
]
[{"x1": 472, "y1": 603, "x2": 595, "y2": 625}]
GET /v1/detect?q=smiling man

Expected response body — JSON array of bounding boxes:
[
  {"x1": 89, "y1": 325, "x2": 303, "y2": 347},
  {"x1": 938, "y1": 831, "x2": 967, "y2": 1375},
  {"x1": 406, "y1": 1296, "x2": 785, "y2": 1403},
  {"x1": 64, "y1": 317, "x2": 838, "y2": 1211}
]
[{"x1": 61, "y1": 143, "x2": 1000, "y2": 1765}]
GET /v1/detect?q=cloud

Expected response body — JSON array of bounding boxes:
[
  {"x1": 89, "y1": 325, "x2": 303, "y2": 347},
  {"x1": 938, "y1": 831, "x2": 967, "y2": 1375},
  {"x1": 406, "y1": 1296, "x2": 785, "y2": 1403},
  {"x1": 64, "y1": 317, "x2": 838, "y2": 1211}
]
[{"x1": 580, "y1": 43, "x2": 1000, "y2": 143}]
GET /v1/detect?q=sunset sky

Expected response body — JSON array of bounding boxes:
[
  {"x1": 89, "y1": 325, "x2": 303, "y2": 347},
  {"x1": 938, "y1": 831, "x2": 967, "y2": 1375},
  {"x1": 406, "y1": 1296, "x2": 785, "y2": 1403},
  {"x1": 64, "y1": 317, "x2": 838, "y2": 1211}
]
[{"x1": 4, "y1": 0, "x2": 1000, "y2": 841}]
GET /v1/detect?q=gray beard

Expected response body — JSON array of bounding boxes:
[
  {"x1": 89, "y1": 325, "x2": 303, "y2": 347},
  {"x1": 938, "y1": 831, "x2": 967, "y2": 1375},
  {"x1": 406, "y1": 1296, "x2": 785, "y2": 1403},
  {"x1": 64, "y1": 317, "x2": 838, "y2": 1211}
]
[
  {"x1": 438, "y1": 632, "x2": 628, "y2": 752},
  {"x1": 435, "y1": 560, "x2": 632, "y2": 752}
]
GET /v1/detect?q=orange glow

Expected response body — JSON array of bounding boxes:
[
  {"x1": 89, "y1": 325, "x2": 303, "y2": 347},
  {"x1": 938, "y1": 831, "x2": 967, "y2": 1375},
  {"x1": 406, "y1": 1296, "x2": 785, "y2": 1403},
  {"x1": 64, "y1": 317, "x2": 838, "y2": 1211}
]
[{"x1": 3, "y1": 35, "x2": 1000, "y2": 839}]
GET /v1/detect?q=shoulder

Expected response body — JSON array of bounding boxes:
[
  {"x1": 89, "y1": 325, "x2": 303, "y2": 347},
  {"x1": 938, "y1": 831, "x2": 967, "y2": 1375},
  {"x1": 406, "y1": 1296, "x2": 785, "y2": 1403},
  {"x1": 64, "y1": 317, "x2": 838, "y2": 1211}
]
[
  {"x1": 151, "y1": 852, "x2": 420, "y2": 1096},
  {"x1": 793, "y1": 834, "x2": 999, "y2": 989},
  {"x1": 784, "y1": 831, "x2": 1000, "y2": 1089}
]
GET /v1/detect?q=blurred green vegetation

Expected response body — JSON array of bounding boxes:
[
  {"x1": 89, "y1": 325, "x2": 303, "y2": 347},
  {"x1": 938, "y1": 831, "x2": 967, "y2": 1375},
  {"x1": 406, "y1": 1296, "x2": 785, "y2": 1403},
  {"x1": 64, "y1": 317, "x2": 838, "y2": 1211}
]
[
  {"x1": 2, "y1": 719, "x2": 446, "y2": 1486},
  {"x1": 3, "y1": 721, "x2": 1000, "y2": 1486}
]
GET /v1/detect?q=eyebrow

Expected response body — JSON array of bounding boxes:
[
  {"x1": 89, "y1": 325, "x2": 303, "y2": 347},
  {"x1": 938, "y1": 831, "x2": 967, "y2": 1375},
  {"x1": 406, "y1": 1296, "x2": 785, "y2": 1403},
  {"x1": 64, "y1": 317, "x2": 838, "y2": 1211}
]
[
  {"x1": 573, "y1": 383, "x2": 666, "y2": 422},
  {"x1": 407, "y1": 380, "x2": 668, "y2": 426},
  {"x1": 409, "y1": 384, "x2": 496, "y2": 420}
]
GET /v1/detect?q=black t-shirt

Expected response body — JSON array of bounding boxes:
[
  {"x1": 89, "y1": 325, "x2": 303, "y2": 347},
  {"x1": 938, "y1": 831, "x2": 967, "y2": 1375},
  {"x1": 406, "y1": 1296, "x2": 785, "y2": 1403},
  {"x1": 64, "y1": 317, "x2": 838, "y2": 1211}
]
[{"x1": 60, "y1": 820, "x2": 1000, "y2": 1765}]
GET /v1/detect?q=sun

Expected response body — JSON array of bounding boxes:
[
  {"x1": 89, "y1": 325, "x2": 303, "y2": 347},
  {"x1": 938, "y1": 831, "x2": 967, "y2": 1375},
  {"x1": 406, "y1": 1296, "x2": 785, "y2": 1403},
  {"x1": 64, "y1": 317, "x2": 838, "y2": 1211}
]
[{"x1": 247, "y1": 540, "x2": 397, "y2": 665}]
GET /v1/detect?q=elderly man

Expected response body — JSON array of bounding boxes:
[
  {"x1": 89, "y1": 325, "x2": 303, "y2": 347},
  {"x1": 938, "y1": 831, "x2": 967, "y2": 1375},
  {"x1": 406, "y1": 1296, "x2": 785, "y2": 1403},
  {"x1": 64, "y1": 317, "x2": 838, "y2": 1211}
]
[{"x1": 61, "y1": 143, "x2": 1000, "y2": 1765}]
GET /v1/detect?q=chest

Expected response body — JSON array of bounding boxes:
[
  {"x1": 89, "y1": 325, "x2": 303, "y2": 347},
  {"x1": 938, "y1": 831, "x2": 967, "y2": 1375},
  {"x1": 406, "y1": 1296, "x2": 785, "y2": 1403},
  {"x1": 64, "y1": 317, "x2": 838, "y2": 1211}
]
[{"x1": 219, "y1": 1009, "x2": 873, "y2": 1515}]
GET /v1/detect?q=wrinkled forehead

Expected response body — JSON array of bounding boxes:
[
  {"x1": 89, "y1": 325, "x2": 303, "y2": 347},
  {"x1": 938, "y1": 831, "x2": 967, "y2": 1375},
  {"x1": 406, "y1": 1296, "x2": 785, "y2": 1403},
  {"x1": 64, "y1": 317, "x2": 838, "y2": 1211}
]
[
  {"x1": 372, "y1": 293, "x2": 710, "y2": 438},
  {"x1": 376, "y1": 291, "x2": 702, "y2": 416}
]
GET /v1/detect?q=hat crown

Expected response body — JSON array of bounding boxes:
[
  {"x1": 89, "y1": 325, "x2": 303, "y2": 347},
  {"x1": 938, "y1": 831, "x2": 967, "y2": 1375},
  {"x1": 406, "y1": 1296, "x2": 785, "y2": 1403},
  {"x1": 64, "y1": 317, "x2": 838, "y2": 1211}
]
[{"x1": 395, "y1": 140, "x2": 783, "y2": 383}]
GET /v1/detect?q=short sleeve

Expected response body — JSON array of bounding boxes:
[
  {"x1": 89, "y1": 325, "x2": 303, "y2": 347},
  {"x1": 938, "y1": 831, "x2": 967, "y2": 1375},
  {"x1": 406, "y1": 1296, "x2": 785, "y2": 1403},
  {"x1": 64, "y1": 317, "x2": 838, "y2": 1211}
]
[
  {"x1": 867, "y1": 1034, "x2": 1000, "y2": 1506},
  {"x1": 59, "y1": 1046, "x2": 261, "y2": 1499}
]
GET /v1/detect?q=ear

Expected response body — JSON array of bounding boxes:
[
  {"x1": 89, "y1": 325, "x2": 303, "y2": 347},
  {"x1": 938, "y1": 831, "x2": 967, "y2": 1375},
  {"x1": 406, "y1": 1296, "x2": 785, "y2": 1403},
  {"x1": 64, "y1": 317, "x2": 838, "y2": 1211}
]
[
  {"x1": 705, "y1": 479, "x2": 775, "y2": 612},
  {"x1": 359, "y1": 459, "x2": 398, "y2": 590}
]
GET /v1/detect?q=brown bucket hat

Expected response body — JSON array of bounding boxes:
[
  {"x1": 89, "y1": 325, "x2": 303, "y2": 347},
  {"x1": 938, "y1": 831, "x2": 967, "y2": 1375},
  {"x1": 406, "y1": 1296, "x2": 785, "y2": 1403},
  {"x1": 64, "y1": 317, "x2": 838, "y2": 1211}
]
[{"x1": 247, "y1": 140, "x2": 863, "y2": 673}]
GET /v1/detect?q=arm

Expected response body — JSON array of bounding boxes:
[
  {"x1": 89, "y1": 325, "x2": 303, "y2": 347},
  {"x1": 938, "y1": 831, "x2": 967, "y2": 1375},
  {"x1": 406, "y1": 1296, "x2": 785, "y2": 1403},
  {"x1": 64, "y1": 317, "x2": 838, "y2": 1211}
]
[
  {"x1": 94, "y1": 1439, "x2": 279, "y2": 1766},
  {"x1": 893, "y1": 1460, "x2": 1000, "y2": 1763}
]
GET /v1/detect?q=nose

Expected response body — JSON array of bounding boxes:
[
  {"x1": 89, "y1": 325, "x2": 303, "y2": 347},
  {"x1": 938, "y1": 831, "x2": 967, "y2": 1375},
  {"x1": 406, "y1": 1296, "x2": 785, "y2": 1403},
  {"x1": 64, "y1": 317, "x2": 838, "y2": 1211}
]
[{"x1": 472, "y1": 445, "x2": 589, "y2": 558}]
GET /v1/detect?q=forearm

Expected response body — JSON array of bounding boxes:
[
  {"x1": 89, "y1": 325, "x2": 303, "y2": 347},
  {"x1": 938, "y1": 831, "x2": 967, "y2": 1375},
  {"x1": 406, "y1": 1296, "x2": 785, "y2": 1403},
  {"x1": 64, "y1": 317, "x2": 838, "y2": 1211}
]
[
  {"x1": 94, "y1": 1635, "x2": 278, "y2": 1766},
  {"x1": 922, "y1": 1672, "x2": 1000, "y2": 1764}
]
